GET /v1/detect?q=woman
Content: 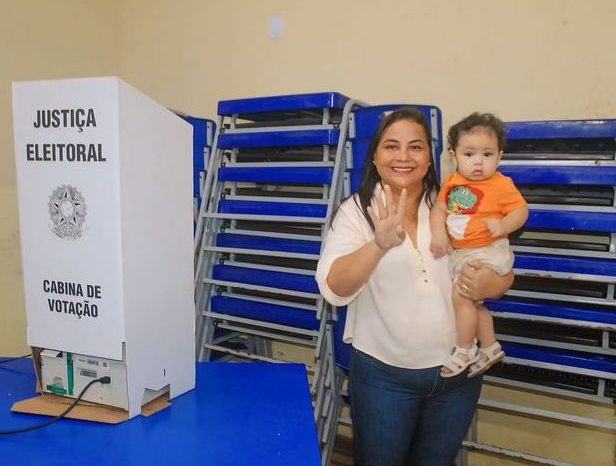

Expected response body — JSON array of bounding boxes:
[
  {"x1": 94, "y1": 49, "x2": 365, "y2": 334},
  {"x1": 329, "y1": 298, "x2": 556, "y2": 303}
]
[{"x1": 315, "y1": 108, "x2": 512, "y2": 466}]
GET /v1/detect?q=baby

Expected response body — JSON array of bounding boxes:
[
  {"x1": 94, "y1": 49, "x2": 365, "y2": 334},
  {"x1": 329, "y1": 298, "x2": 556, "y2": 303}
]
[{"x1": 430, "y1": 112, "x2": 528, "y2": 377}]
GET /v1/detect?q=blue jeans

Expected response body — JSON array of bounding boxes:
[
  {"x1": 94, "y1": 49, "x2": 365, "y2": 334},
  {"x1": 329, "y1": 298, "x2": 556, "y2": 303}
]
[{"x1": 349, "y1": 348, "x2": 482, "y2": 466}]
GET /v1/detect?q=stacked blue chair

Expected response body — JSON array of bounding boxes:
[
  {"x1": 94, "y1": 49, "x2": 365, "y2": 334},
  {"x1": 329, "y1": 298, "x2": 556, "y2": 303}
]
[
  {"x1": 480, "y1": 119, "x2": 616, "y2": 407},
  {"x1": 193, "y1": 93, "x2": 367, "y2": 424},
  {"x1": 454, "y1": 119, "x2": 616, "y2": 465},
  {"x1": 318, "y1": 307, "x2": 352, "y2": 466},
  {"x1": 179, "y1": 114, "x2": 216, "y2": 224}
]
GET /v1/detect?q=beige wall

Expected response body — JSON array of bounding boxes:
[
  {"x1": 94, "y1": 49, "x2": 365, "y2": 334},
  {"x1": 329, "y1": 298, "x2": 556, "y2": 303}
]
[
  {"x1": 0, "y1": 0, "x2": 120, "y2": 355},
  {"x1": 1, "y1": 1, "x2": 614, "y2": 464},
  {"x1": 117, "y1": 0, "x2": 616, "y2": 124}
]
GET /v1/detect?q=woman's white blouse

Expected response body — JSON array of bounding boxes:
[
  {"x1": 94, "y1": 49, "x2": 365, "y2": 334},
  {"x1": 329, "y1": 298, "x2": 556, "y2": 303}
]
[{"x1": 315, "y1": 190, "x2": 456, "y2": 369}]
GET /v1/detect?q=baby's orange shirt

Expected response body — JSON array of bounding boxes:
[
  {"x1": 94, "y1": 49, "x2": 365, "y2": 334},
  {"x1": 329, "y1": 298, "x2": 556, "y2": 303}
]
[{"x1": 437, "y1": 172, "x2": 527, "y2": 249}]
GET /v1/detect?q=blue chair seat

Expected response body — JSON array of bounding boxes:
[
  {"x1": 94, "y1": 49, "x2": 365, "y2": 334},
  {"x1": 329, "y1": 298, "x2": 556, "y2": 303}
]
[
  {"x1": 485, "y1": 299, "x2": 616, "y2": 326},
  {"x1": 218, "y1": 129, "x2": 341, "y2": 149},
  {"x1": 514, "y1": 253, "x2": 616, "y2": 278},
  {"x1": 502, "y1": 343, "x2": 616, "y2": 376},
  {"x1": 210, "y1": 295, "x2": 319, "y2": 331},
  {"x1": 218, "y1": 166, "x2": 334, "y2": 184},
  {"x1": 212, "y1": 264, "x2": 319, "y2": 294},
  {"x1": 505, "y1": 119, "x2": 616, "y2": 139},
  {"x1": 500, "y1": 165, "x2": 616, "y2": 186},
  {"x1": 526, "y1": 209, "x2": 616, "y2": 234},
  {"x1": 216, "y1": 233, "x2": 321, "y2": 255},
  {"x1": 217, "y1": 92, "x2": 350, "y2": 117},
  {"x1": 218, "y1": 200, "x2": 328, "y2": 218}
]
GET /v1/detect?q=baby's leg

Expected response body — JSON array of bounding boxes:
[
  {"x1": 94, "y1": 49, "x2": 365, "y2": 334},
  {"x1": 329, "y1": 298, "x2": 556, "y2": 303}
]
[
  {"x1": 476, "y1": 304, "x2": 497, "y2": 348},
  {"x1": 469, "y1": 304, "x2": 506, "y2": 377},
  {"x1": 441, "y1": 286, "x2": 480, "y2": 376},
  {"x1": 452, "y1": 286, "x2": 479, "y2": 349},
  {"x1": 470, "y1": 242, "x2": 511, "y2": 349},
  {"x1": 448, "y1": 250, "x2": 480, "y2": 350}
]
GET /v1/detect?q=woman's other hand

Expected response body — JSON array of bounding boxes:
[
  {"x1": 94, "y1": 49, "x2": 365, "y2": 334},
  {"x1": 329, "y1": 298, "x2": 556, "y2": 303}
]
[
  {"x1": 367, "y1": 185, "x2": 407, "y2": 251},
  {"x1": 455, "y1": 260, "x2": 514, "y2": 300}
]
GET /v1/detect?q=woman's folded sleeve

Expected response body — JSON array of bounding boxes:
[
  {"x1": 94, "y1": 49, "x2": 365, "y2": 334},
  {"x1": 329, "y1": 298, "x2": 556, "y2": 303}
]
[{"x1": 315, "y1": 202, "x2": 368, "y2": 307}]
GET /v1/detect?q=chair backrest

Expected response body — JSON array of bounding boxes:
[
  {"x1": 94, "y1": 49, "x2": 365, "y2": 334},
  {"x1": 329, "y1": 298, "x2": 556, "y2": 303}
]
[{"x1": 333, "y1": 306, "x2": 352, "y2": 372}]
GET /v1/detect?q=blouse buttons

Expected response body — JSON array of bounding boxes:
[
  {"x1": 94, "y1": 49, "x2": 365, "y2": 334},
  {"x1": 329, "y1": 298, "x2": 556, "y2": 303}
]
[{"x1": 419, "y1": 252, "x2": 428, "y2": 283}]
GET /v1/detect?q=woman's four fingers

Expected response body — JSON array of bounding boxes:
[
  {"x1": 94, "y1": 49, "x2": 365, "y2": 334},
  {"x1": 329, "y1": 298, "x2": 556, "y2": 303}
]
[{"x1": 369, "y1": 185, "x2": 407, "y2": 250}]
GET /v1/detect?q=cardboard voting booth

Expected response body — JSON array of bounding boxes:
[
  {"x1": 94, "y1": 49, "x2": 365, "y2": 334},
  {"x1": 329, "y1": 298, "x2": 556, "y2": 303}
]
[{"x1": 12, "y1": 77, "x2": 195, "y2": 419}]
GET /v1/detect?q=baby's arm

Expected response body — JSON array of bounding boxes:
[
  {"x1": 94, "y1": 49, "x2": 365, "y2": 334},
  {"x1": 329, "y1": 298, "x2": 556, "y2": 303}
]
[
  {"x1": 429, "y1": 200, "x2": 451, "y2": 258},
  {"x1": 485, "y1": 205, "x2": 529, "y2": 237}
]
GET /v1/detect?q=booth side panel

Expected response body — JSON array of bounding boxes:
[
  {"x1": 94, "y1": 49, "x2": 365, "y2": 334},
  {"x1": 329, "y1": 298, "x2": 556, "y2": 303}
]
[{"x1": 117, "y1": 80, "x2": 195, "y2": 417}]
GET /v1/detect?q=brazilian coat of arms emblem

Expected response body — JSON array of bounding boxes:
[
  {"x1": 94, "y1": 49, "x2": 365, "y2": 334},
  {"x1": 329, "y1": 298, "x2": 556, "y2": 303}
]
[{"x1": 48, "y1": 185, "x2": 87, "y2": 239}]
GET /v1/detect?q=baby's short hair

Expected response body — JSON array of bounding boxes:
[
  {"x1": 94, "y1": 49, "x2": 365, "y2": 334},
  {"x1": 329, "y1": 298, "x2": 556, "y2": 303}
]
[{"x1": 447, "y1": 113, "x2": 506, "y2": 151}]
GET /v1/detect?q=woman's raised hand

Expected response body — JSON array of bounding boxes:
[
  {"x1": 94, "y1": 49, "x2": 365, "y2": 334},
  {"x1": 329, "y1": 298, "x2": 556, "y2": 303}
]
[{"x1": 367, "y1": 185, "x2": 407, "y2": 251}]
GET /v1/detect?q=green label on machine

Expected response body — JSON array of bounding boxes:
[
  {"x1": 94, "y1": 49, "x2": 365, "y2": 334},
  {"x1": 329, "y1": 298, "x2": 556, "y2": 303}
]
[
  {"x1": 45, "y1": 384, "x2": 68, "y2": 395},
  {"x1": 67, "y1": 352, "x2": 74, "y2": 396}
]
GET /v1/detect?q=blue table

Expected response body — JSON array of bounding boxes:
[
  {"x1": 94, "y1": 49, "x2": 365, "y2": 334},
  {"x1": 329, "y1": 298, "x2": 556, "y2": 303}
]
[{"x1": 0, "y1": 359, "x2": 322, "y2": 466}]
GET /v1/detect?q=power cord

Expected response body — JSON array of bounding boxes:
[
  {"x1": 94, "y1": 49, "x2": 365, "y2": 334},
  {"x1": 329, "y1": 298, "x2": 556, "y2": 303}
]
[
  {"x1": 0, "y1": 376, "x2": 111, "y2": 435},
  {"x1": 0, "y1": 355, "x2": 31, "y2": 364}
]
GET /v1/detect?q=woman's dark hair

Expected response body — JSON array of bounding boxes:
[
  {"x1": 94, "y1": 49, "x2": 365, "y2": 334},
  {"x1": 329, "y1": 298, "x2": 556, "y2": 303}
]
[
  {"x1": 447, "y1": 112, "x2": 506, "y2": 151},
  {"x1": 352, "y1": 107, "x2": 440, "y2": 231}
]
